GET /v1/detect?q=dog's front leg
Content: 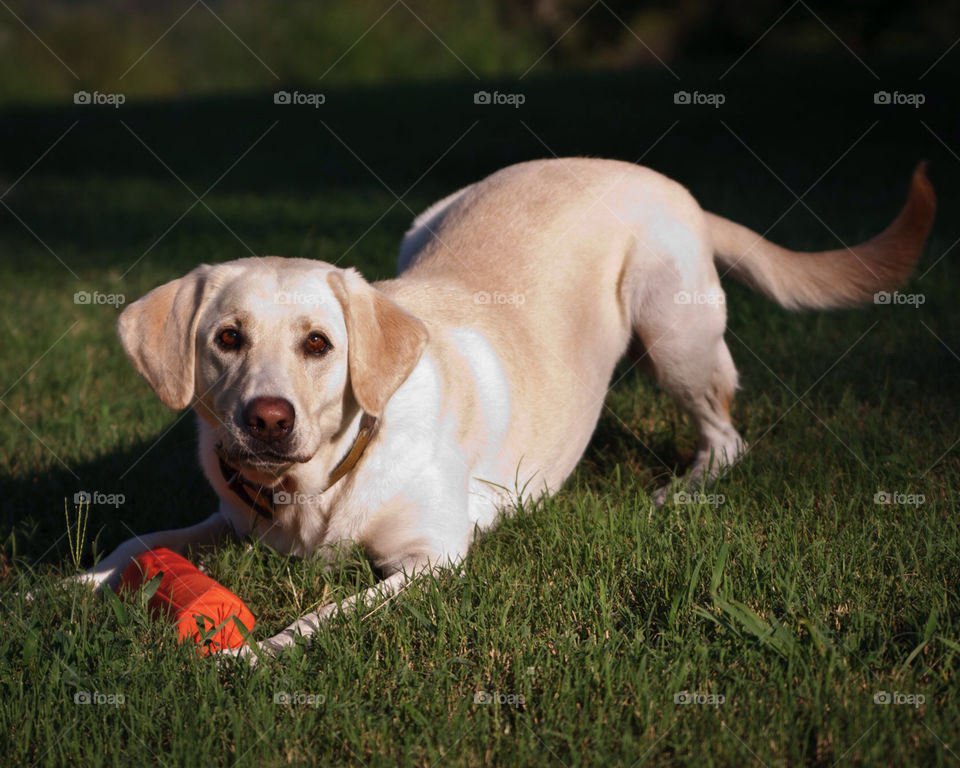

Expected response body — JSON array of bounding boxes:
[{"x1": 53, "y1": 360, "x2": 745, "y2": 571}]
[
  {"x1": 71, "y1": 512, "x2": 238, "y2": 593},
  {"x1": 264, "y1": 557, "x2": 432, "y2": 652},
  {"x1": 224, "y1": 556, "x2": 436, "y2": 663}
]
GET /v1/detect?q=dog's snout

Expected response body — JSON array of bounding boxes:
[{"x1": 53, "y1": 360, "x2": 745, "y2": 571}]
[{"x1": 243, "y1": 396, "x2": 295, "y2": 444}]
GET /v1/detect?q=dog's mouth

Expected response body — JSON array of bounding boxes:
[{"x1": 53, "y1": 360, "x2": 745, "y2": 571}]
[{"x1": 217, "y1": 441, "x2": 313, "y2": 471}]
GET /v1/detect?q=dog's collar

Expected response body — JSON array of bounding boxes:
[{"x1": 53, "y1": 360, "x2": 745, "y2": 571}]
[{"x1": 215, "y1": 413, "x2": 379, "y2": 521}]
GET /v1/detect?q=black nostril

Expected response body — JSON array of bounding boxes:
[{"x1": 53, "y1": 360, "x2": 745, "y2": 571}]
[{"x1": 242, "y1": 397, "x2": 296, "y2": 444}]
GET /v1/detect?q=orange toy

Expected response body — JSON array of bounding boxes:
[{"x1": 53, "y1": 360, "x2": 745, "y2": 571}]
[{"x1": 119, "y1": 547, "x2": 255, "y2": 654}]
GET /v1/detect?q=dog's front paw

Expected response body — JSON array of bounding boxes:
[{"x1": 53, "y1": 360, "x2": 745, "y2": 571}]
[
  {"x1": 65, "y1": 567, "x2": 123, "y2": 594},
  {"x1": 213, "y1": 633, "x2": 294, "y2": 667},
  {"x1": 67, "y1": 572, "x2": 103, "y2": 590},
  {"x1": 214, "y1": 643, "x2": 260, "y2": 667}
]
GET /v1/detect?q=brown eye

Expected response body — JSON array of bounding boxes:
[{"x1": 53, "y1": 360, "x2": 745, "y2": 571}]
[
  {"x1": 216, "y1": 328, "x2": 242, "y2": 351},
  {"x1": 304, "y1": 332, "x2": 330, "y2": 356}
]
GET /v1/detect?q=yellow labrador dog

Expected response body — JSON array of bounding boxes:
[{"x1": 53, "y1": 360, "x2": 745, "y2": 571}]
[{"x1": 81, "y1": 158, "x2": 934, "y2": 657}]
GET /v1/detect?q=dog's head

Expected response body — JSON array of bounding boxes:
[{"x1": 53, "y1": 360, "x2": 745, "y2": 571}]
[{"x1": 117, "y1": 257, "x2": 427, "y2": 473}]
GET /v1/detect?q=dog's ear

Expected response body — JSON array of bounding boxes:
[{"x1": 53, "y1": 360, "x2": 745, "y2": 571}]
[
  {"x1": 327, "y1": 269, "x2": 428, "y2": 417},
  {"x1": 117, "y1": 265, "x2": 213, "y2": 411}
]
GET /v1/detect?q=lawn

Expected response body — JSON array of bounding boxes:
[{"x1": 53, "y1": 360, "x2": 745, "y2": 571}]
[{"x1": 1, "y1": 60, "x2": 959, "y2": 766}]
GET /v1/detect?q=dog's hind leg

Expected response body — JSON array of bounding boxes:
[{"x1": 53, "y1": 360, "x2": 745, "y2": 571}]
[{"x1": 630, "y1": 268, "x2": 745, "y2": 506}]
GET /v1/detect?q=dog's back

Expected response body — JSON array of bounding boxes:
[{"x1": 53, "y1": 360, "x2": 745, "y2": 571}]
[{"x1": 395, "y1": 158, "x2": 935, "y2": 501}]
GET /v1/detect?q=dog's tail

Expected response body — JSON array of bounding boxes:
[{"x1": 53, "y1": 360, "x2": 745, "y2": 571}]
[{"x1": 706, "y1": 163, "x2": 935, "y2": 310}]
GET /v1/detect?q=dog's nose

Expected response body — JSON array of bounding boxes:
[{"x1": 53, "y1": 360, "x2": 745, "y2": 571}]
[{"x1": 243, "y1": 397, "x2": 295, "y2": 444}]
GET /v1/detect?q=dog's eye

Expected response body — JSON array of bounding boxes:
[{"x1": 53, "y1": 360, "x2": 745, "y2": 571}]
[
  {"x1": 216, "y1": 328, "x2": 243, "y2": 351},
  {"x1": 304, "y1": 332, "x2": 331, "y2": 356}
]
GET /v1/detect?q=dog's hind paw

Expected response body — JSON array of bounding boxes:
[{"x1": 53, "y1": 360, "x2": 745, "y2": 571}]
[{"x1": 651, "y1": 479, "x2": 683, "y2": 508}]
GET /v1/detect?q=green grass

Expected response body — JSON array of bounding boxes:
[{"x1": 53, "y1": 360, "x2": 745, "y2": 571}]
[{"x1": 1, "y1": 62, "x2": 959, "y2": 766}]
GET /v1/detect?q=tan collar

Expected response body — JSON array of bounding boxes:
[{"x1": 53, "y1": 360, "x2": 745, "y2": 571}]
[{"x1": 215, "y1": 413, "x2": 378, "y2": 520}]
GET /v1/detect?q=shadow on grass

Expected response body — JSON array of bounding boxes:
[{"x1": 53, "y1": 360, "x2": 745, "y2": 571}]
[{"x1": 0, "y1": 416, "x2": 216, "y2": 573}]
